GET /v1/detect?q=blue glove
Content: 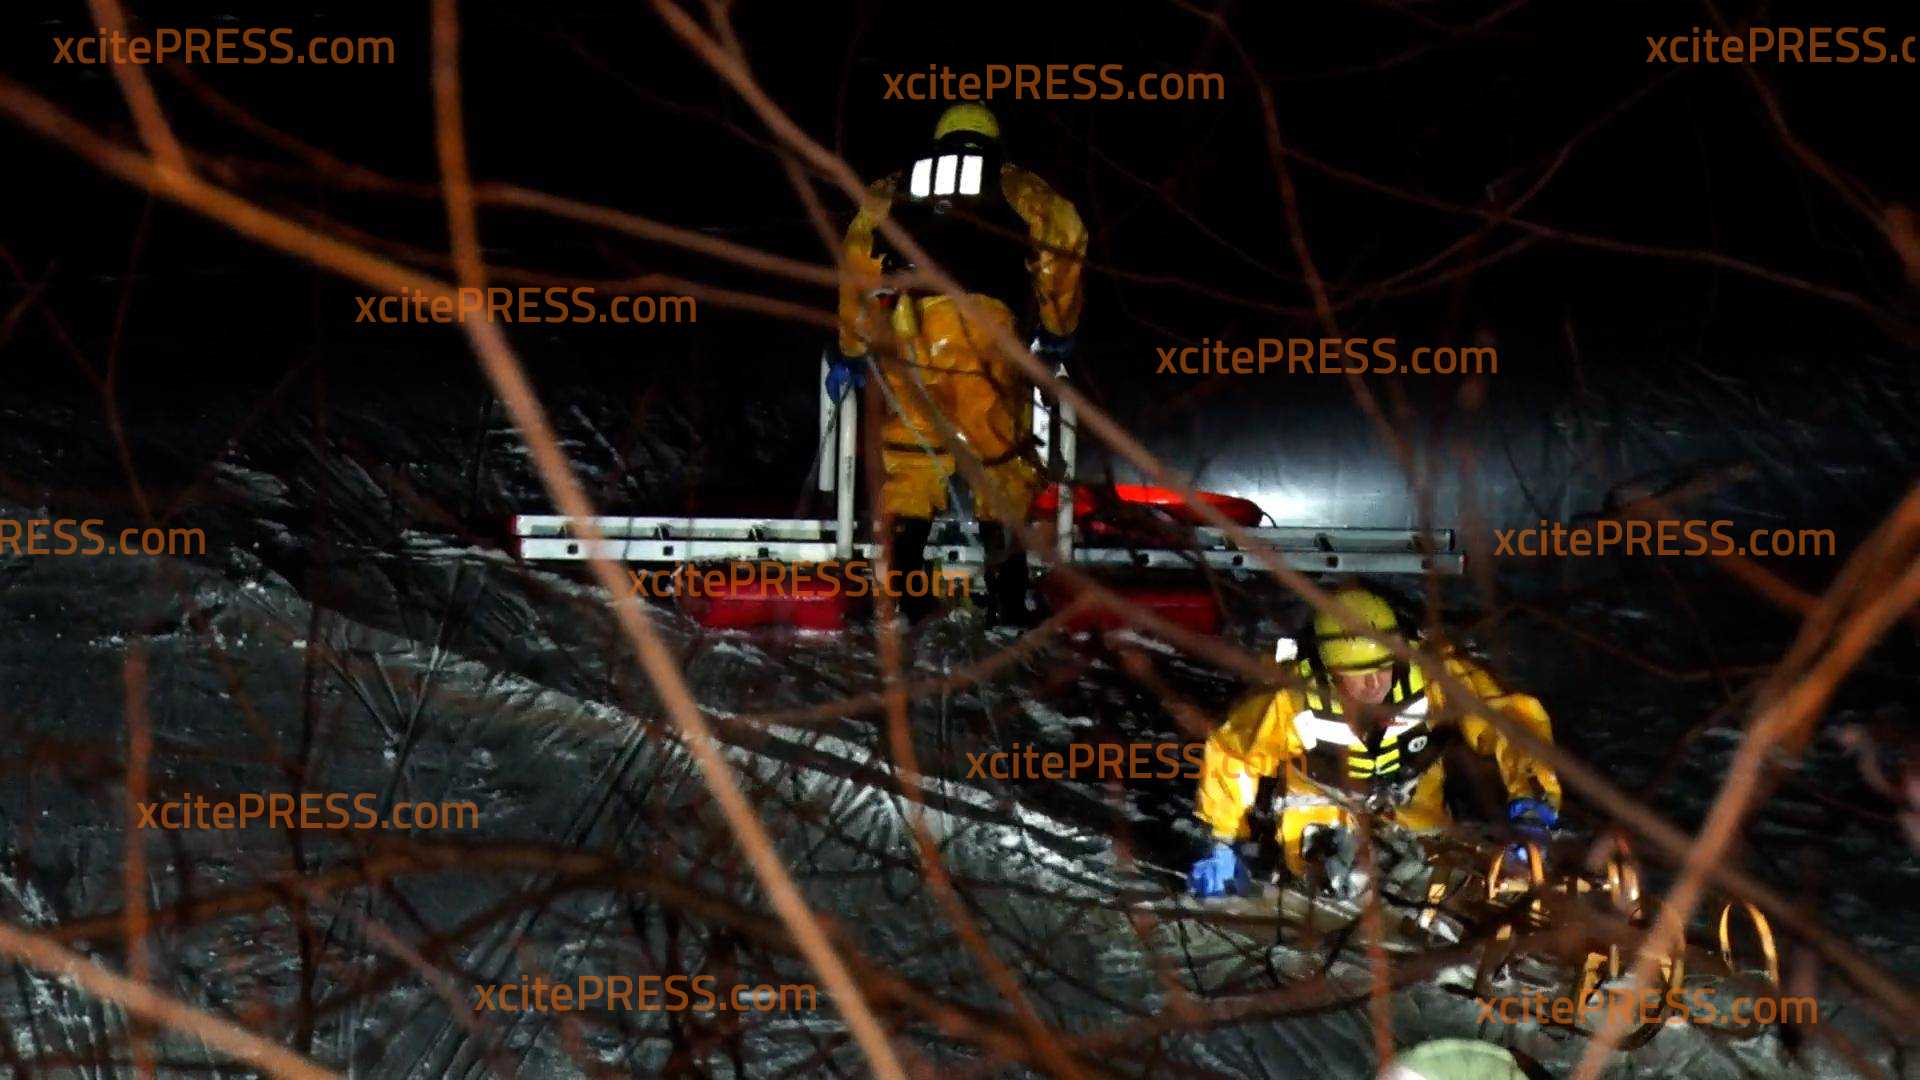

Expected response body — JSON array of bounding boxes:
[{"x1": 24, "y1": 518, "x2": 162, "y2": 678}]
[
  {"x1": 1188, "y1": 841, "x2": 1249, "y2": 898},
  {"x1": 1507, "y1": 797, "x2": 1558, "y2": 836},
  {"x1": 1504, "y1": 798, "x2": 1558, "y2": 869},
  {"x1": 825, "y1": 358, "x2": 867, "y2": 402},
  {"x1": 1033, "y1": 330, "x2": 1075, "y2": 365}
]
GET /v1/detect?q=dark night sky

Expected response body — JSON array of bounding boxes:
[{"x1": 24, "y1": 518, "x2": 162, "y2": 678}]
[{"x1": 5, "y1": 0, "x2": 1914, "y2": 399}]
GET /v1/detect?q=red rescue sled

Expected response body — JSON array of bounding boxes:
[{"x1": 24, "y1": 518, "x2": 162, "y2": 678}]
[
  {"x1": 1030, "y1": 485, "x2": 1252, "y2": 636},
  {"x1": 674, "y1": 562, "x2": 855, "y2": 631},
  {"x1": 1039, "y1": 573, "x2": 1224, "y2": 637},
  {"x1": 1031, "y1": 484, "x2": 1264, "y2": 530}
]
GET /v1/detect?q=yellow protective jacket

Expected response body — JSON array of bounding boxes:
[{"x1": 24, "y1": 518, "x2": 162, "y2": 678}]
[
  {"x1": 834, "y1": 163, "x2": 1086, "y2": 522},
  {"x1": 836, "y1": 164, "x2": 1086, "y2": 360},
  {"x1": 1196, "y1": 653, "x2": 1561, "y2": 874}
]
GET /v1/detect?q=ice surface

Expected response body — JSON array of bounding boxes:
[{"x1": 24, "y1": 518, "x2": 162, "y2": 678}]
[{"x1": 0, "y1": 369, "x2": 1911, "y2": 1077}]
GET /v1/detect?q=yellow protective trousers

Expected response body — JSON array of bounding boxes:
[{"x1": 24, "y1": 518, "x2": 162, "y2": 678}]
[{"x1": 874, "y1": 295, "x2": 1039, "y2": 524}]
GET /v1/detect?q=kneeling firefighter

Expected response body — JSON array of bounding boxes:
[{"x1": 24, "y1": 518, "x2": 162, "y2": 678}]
[
  {"x1": 832, "y1": 104, "x2": 1087, "y2": 624},
  {"x1": 1188, "y1": 586, "x2": 1563, "y2": 897}
]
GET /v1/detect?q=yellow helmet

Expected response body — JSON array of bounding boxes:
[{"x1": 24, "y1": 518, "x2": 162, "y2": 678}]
[
  {"x1": 933, "y1": 103, "x2": 1000, "y2": 142},
  {"x1": 1312, "y1": 587, "x2": 1399, "y2": 672}
]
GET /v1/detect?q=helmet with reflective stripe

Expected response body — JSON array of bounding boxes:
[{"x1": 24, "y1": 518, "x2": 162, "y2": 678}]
[
  {"x1": 934, "y1": 103, "x2": 1000, "y2": 142},
  {"x1": 1312, "y1": 587, "x2": 1399, "y2": 672}
]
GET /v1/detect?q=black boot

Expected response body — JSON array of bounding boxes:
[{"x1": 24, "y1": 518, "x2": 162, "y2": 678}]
[
  {"x1": 886, "y1": 517, "x2": 938, "y2": 623},
  {"x1": 978, "y1": 523, "x2": 1032, "y2": 627}
]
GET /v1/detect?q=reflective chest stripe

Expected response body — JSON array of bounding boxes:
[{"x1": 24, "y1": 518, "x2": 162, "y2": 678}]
[
  {"x1": 1291, "y1": 696, "x2": 1433, "y2": 781},
  {"x1": 1291, "y1": 695, "x2": 1428, "y2": 749},
  {"x1": 908, "y1": 154, "x2": 988, "y2": 198}
]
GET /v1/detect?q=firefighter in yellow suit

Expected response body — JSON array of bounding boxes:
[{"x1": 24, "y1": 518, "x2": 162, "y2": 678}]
[
  {"x1": 1187, "y1": 587, "x2": 1563, "y2": 897},
  {"x1": 832, "y1": 103, "x2": 1087, "y2": 624}
]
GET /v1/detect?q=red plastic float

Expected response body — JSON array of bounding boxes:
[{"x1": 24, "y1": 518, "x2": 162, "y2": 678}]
[
  {"x1": 1030, "y1": 483, "x2": 1263, "y2": 528},
  {"x1": 1039, "y1": 573, "x2": 1224, "y2": 637},
  {"x1": 668, "y1": 484, "x2": 1267, "y2": 633},
  {"x1": 674, "y1": 562, "x2": 854, "y2": 631}
]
